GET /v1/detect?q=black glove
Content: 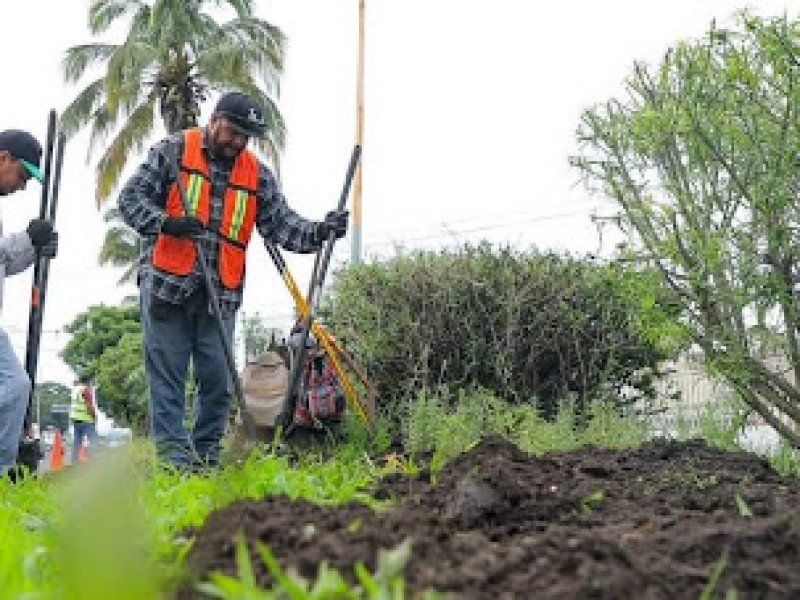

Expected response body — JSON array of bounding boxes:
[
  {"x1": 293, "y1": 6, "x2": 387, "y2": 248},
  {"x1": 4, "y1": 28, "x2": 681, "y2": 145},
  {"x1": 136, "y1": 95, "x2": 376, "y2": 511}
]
[
  {"x1": 26, "y1": 219, "x2": 56, "y2": 247},
  {"x1": 315, "y1": 209, "x2": 349, "y2": 243},
  {"x1": 39, "y1": 231, "x2": 58, "y2": 259},
  {"x1": 160, "y1": 216, "x2": 203, "y2": 238}
]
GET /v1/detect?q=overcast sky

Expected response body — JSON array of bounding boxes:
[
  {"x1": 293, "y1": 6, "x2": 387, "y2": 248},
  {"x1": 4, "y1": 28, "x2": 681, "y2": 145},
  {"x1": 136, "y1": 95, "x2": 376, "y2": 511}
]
[{"x1": 1, "y1": 0, "x2": 796, "y2": 388}]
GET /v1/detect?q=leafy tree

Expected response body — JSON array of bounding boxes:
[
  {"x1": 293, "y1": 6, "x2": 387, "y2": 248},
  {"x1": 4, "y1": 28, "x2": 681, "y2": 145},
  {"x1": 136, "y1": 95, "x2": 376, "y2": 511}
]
[
  {"x1": 93, "y1": 332, "x2": 148, "y2": 432},
  {"x1": 60, "y1": 304, "x2": 145, "y2": 429},
  {"x1": 572, "y1": 12, "x2": 800, "y2": 446},
  {"x1": 34, "y1": 382, "x2": 71, "y2": 432},
  {"x1": 61, "y1": 304, "x2": 141, "y2": 375},
  {"x1": 60, "y1": 0, "x2": 286, "y2": 205}
]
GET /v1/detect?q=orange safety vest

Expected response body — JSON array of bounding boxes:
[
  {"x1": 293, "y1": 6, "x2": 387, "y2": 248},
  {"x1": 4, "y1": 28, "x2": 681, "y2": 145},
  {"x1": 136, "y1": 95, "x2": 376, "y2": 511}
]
[{"x1": 152, "y1": 128, "x2": 259, "y2": 289}]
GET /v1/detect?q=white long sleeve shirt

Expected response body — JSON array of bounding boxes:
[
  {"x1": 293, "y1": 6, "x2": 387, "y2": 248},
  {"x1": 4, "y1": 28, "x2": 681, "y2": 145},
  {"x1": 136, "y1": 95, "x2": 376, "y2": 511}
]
[{"x1": 0, "y1": 210, "x2": 36, "y2": 314}]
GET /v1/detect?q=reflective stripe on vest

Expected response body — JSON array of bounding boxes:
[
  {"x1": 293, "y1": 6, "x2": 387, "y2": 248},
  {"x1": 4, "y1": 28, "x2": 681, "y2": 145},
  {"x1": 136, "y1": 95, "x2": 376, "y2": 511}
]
[
  {"x1": 69, "y1": 384, "x2": 94, "y2": 423},
  {"x1": 151, "y1": 128, "x2": 259, "y2": 289}
]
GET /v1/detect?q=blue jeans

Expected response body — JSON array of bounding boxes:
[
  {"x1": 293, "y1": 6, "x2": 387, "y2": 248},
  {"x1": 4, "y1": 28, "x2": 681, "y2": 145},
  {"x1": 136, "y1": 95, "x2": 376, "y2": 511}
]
[
  {"x1": 0, "y1": 327, "x2": 30, "y2": 474},
  {"x1": 140, "y1": 288, "x2": 235, "y2": 467},
  {"x1": 72, "y1": 420, "x2": 97, "y2": 461}
]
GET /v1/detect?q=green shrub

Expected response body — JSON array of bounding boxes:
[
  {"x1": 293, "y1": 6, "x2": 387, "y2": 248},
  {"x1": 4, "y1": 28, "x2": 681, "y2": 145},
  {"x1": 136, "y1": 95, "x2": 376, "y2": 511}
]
[{"x1": 325, "y1": 243, "x2": 682, "y2": 420}]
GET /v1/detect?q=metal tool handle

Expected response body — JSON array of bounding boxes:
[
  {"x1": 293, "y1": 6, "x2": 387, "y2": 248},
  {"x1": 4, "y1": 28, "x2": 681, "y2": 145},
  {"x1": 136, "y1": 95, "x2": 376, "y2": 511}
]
[
  {"x1": 281, "y1": 145, "x2": 361, "y2": 428},
  {"x1": 170, "y1": 146, "x2": 257, "y2": 438}
]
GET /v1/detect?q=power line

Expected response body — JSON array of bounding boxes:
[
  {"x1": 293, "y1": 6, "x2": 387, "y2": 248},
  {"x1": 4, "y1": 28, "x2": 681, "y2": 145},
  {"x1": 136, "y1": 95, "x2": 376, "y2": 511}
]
[
  {"x1": 362, "y1": 208, "x2": 597, "y2": 250},
  {"x1": 365, "y1": 200, "x2": 602, "y2": 240},
  {"x1": 2, "y1": 326, "x2": 64, "y2": 335}
]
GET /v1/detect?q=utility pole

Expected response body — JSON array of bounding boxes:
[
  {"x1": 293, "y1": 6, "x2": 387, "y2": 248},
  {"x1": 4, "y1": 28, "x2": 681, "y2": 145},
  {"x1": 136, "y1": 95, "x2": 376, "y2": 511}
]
[
  {"x1": 590, "y1": 212, "x2": 621, "y2": 258},
  {"x1": 351, "y1": 0, "x2": 365, "y2": 264}
]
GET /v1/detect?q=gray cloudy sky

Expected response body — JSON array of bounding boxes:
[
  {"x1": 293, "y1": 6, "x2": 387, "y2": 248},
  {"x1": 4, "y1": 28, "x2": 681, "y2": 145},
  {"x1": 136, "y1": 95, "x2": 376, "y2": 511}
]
[{"x1": 1, "y1": 0, "x2": 795, "y2": 387}]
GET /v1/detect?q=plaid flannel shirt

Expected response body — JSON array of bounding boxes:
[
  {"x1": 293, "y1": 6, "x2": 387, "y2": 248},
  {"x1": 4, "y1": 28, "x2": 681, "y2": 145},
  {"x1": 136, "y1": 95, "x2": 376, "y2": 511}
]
[{"x1": 118, "y1": 131, "x2": 321, "y2": 313}]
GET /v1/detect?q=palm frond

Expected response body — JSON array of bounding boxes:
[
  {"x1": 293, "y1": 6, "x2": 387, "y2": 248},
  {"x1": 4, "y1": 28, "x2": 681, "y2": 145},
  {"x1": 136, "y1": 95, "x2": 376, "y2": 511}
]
[
  {"x1": 127, "y1": 4, "x2": 158, "y2": 44},
  {"x1": 224, "y1": 18, "x2": 285, "y2": 73},
  {"x1": 217, "y1": 0, "x2": 255, "y2": 18},
  {"x1": 200, "y1": 18, "x2": 284, "y2": 95},
  {"x1": 105, "y1": 39, "x2": 158, "y2": 115},
  {"x1": 95, "y1": 99, "x2": 157, "y2": 203},
  {"x1": 117, "y1": 262, "x2": 139, "y2": 286},
  {"x1": 150, "y1": 0, "x2": 203, "y2": 51},
  {"x1": 98, "y1": 226, "x2": 139, "y2": 266},
  {"x1": 99, "y1": 207, "x2": 140, "y2": 285},
  {"x1": 62, "y1": 44, "x2": 119, "y2": 83},
  {"x1": 89, "y1": 0, "x2": 147, "y2": 35},
  {"x1": 88, "y1": 74, "x2": 154, "y2": 153},
  {"x1": 102, "y1": 207, "x2": 124, "y2": 223},
  {"x1": 59, "y1": 78, "x2": 106, "y2": 140},
  {"x1": 88, "y1": 103, "x2": 123, "y2": 159},
  {"x1": 194, "y1": 51, "x2": 252, "y2": 89}
]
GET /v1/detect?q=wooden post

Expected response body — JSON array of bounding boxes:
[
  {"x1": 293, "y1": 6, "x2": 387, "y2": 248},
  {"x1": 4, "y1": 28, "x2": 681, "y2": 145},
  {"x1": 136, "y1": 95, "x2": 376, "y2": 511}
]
[{"x1": 351, "y1": 0, "x2": 365, "y2": 264}]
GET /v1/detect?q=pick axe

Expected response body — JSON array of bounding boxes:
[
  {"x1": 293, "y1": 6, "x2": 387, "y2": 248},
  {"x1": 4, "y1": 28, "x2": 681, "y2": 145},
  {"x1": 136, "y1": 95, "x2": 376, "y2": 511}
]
[{"x1": 170, "y1": 148, "x2": 257, "y2": 439}]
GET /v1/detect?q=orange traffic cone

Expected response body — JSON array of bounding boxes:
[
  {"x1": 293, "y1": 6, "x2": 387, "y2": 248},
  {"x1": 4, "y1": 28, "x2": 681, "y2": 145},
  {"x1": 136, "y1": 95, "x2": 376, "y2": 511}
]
[
  {"x1": 50, "y1": 429, "x2": 64, "y2": 472},
  {"x1": 77, "y1": 437, "x2": 89, "y2": 463}
]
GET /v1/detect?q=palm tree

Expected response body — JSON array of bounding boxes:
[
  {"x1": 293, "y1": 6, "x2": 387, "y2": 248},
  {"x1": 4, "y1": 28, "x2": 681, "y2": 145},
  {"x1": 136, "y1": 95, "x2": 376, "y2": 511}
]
[
  {"x1": 60, "y1": 0, "x2": 286, "y2": 206},
  {"x1": 98, "y1": 207, "x2": 140, "y2": 285}
]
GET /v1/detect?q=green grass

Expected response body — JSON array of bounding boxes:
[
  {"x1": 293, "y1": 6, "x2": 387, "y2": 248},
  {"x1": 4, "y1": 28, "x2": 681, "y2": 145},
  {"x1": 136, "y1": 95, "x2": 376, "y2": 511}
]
[
  {"x1": 0, "y1": 471, "x2": 60, "y2": 596},
  {"x1": 2, "y1": 389, "x2": 796, "y2": 597},
  {"x1": 0, "y1": 438, "x2": 386, "y2": 598}
]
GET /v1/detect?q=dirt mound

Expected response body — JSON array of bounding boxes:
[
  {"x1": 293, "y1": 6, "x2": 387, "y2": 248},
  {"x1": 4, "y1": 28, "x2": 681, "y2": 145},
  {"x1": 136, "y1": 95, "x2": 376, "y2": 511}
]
[{"x1": 179, "y1": 437, "x2": 800, "y2": 598}]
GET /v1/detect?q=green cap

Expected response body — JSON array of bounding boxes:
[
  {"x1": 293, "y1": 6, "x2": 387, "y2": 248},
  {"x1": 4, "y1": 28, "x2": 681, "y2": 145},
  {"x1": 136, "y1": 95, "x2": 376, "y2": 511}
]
[{"x1": 20, "y1": 159, "x2": 43, "y2": 183}]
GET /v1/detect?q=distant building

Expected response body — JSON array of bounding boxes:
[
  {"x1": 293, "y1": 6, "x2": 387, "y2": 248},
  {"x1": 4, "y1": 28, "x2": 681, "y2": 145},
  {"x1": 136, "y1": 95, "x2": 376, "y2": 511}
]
[{"x1": 651, "y1": 353, "x2": 786, "y2": 453}]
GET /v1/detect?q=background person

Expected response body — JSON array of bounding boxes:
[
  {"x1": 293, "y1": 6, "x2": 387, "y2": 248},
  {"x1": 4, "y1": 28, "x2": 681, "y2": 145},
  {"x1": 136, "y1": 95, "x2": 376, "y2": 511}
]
[
  {"x1": 69, "y1": 372, "x2": 98, "y2": 462},
  {"x1": 118, "y1": 92, "x2": 348, "y2": 469}
]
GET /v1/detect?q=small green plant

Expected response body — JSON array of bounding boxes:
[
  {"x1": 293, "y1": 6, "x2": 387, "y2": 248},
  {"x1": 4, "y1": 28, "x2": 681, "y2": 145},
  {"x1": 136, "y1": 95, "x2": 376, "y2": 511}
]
[
  {"x1": 734, "y1": 494, "x2": 753, "y2": 518},
  {"x1": 198, "y1": 534, "x2": 443, "y2": 599},
  {"x1": 769, "y1": 441, "x2": 800, "y2": 477},
  {"x1": 403, "y1": 389, "x2": 448, "y2": 456},
  {"x1": 196, "y1": 534, "x2": 279, "y2": 599},
  {"x1": 698, "y1": 548, "x2": 737, "y2": 600},
  {"x1": 580, "y1": 490, "x2": 605, "y2": 514}
]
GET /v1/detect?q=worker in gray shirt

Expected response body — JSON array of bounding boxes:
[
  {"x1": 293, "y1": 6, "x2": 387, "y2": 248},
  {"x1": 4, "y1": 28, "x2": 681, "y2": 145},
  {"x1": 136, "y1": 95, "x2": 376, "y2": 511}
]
[{"x1": 0, "y1": 129, "x2": 58, "y2": 479}]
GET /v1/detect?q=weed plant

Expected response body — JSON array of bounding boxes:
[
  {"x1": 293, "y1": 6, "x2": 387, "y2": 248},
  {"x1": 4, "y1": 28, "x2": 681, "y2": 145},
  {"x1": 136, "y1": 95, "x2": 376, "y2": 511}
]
[
  {"x1": 198, "y1": 535, "x2": 443, "y2": 599},
  {"x1": 401, "y1": 387, "x2": 648, "y2": 471}
]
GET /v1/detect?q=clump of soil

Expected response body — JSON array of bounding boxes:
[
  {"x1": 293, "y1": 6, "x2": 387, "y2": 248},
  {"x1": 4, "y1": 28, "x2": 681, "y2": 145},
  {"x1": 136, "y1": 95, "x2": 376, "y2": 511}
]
[{"x1": 179, "y1": 437, "x2": 800, "y2": 598}]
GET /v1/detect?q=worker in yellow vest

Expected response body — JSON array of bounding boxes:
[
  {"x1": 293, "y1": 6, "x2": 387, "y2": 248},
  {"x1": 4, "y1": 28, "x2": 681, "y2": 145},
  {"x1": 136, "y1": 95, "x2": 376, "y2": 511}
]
[
  {"x1": 69, "y1": 372, "x2": 97, "y2": 463},
  {"x1": 118, "y1": 92, "x2": 348, "y2": 470}
]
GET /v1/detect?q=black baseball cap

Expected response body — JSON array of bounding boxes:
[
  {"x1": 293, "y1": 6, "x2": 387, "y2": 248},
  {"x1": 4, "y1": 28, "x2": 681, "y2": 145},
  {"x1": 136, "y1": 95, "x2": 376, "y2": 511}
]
[
  {"x1": 213, "y1": 92, "x2": 267, "y2": 139},
  {"x1": 0, "y1": 129, "x2": 43, "y2": 183},
  {"x1": 75, "y1": 370, "x2": 92, "y2": 384}
]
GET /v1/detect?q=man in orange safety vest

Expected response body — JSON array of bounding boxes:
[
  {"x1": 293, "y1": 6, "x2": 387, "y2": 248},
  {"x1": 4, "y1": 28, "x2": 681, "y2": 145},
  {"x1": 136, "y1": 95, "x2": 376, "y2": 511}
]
[{"x1": 118, "y1": 92, "x2": 348, "y2": 470}]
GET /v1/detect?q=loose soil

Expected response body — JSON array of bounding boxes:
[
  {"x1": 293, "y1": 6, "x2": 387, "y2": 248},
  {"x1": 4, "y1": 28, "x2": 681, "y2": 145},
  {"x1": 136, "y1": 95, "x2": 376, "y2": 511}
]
[{"x1": 179, "y1": 437, "x2": 800, "y2": 598}]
